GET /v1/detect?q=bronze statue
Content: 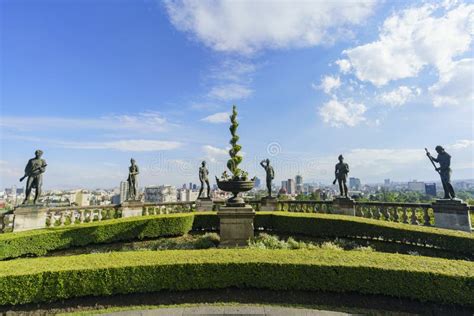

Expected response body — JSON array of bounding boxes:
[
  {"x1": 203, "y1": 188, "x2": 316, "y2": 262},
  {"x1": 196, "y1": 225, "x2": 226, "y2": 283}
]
[
  {"x1": 333, "y1": 154, "x2": 349, "y2": 197},
  {"x1": 260, "y1": 159, "x2": 275, "y2": 197},
  {"x1": 20, "y1": 149, "x2": 47, "y2": 205},
  {"x1": 198, "y1": 161, "x2": 210, "y2": 199},
  {"x1": 426, "y1": 146, "x2": 455, "y2": 199},
  {"x1": 127, "y1": 158, "x2": 139, "y2": 200}
]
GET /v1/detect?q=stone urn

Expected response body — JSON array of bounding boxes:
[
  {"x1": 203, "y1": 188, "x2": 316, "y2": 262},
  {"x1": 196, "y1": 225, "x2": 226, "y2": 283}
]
[{"x1": 216, "y1": 177, "x2": 254, "y2": 206}]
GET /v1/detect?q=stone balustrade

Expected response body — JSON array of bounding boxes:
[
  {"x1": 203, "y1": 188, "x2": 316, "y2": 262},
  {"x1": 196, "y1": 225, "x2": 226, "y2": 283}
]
[{"x1": 1, "y1": 199, "x2": 472, "y2": 233}]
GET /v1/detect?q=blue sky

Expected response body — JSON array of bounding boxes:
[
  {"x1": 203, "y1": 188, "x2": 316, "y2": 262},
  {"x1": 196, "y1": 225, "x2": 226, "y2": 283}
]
[{"x1": 1, "y1": 0, "x2": 473, "y2": 189}]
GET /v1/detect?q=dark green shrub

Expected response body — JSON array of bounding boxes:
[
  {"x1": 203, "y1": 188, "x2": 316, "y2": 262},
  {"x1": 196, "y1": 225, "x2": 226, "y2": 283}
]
[
  {"x1": 267, "y1": 212, "x2": 474, "y2": 255},
  {"x1": 0, "y1": 249, "x2": 472, "y2": 306},
  {"x1": 192, "y1": 212, "x2": 219, "y2": 231},
  {"x1": 0, "y1": 214, "x2": 194, "y2": 260}
]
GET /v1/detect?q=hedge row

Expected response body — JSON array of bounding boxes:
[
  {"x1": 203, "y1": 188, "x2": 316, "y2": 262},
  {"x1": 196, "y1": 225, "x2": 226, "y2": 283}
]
[
  {"x1": 263, "y1": 212, "x2": 474, "y2": 255},
  {"x1": 1, "y1": 212, "x2": 473, "y2": 260},
  {"x1": 0, "y1": 249, "x2": 473, "y2": 306},
  {"x1": 0, "y1": 214, "x2": 194, "y2": 260}
]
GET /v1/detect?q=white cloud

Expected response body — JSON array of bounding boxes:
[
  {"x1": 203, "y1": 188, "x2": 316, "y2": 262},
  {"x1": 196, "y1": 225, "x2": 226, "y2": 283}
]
[
  {"x1": 60, "y1": 140, "x2": 182, "y2": 152},
  {"x1": 201, "y1": 112, "x2": 229, "y2": 124},
  {"x1": 449, "y1": 139, "x2": 474, "y2": 150},
  {"x1": 209, "y1": 60, "x2": 256, "y2": 82},
  {"x1": 344, "y1": 3, "x2": 474, "y2": 86},
  {"x1": 379, "y1": 86, "x2": 420, "y2": 107},
  {"x1": 164, "y1": 0, "x2": 377, "y2": 54},
  {"x1": 207, "y1": 84, "x2": 252, "y2": 101},
  {"x1": 319, "y1": 98, "x2": 367, "y2": 127},
  {"x1": 335, "y1": 59, "x2": 352, "y2": 74},
  {"x1": 429, "y1": 58, "x2": 474, "y2": 106},
  {"x1": 315, "y1": 75, "x2": 341, "y2": 94},
  {"x1": 0, "y1": 112, "x2": 174, "y2": 133},
  {"x1": 202, "y1": 145, "x2": 228, "y2": 162}
]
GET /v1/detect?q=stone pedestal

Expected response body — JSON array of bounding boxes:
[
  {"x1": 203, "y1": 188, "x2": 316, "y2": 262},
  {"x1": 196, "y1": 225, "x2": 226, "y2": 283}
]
[
  {"x1": 260, "y1": 197, "x2": 278, "y2": 211},
  {"x1": 432, "y1": 199, "x2": 471, "y2": 232},
  {"x1": 120, "y1": 200, "x2": 143, "y2": 218},
  {"x1": 218, "y1": 205, "x2": 255, "y2": 247},
  {"x1": 196, "y1": 198, "x2": 214, "y2": 212},
  {"x1": 332, "y1": 196, "x2": 355, "y2": 216},
  {"x1": 13, "y1": 205, "x2": 48, "y2": 232}
]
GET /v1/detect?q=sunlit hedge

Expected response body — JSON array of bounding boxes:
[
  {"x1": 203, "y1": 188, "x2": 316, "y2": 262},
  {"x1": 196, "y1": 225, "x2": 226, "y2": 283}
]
[{"x1": 0, "y1": 249, "x2": 473, "y2": 306}]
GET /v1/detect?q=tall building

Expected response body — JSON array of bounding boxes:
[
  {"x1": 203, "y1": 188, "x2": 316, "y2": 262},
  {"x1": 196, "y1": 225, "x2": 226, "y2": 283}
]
[
  {"x1": 349, "y1": 177, "x2": 361, "y2": 190},
  {"x1": 254, "y1": 177, "x2": 261, "y2": 189},
  {"x1": 145, "y1": 185, "x2": 177, "y2": 203},
  {"x1": 287, "y1": 179, "x2": 296, "y2": 195},
  {"x1": 119, "y1": 181, "x2": 128, "y2": 203},
  {"x1": 384, "y1": 179, "x2": 391, "y2": 187},
  {"x1": 281, "y1": 180, "x2": 288, "y2": 193},
  {"x1": 74, "y1": 190, "x2": 90, "y2": 207},
  {"x1": 178, "y1": 189, "x2": 199, "y2": 202},
  {"x1": 425, "y1": 183, "x2": 437, "y2": 196},
  {"x1": 408, "y1": 180, "x2": 425, "y2": 193},
  {"x1": 295, "y1": 175, "x2": 303, "y2": 194}
]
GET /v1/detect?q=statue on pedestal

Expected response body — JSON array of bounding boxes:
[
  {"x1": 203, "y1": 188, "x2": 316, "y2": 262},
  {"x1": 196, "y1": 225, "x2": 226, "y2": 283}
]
[
  {"x1": 198, "y1": 161, "x2": 210, "y2": 199},
  {"x1": 127, "y1": 158, "x2": 139, "y2": 200},
  {"x1": 260, "y1": 159, "x2": 274, "y2": 198},
  {"x1": 20, "y1": 149, "x2": 47, "y2": 205},
  {"x1": 333, "y1": 154, "x2": 349, "y2": 197},
  {"x1": 426, "y1": 146, "x2": 455, "y2": 199}
]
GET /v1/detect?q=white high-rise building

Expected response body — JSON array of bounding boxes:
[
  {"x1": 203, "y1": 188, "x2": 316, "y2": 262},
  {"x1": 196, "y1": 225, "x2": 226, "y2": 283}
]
[
  {"x1": 145, "y1": 185, "x2": 177, "y2": 203},
  {"x1": 287, "y1": 179, "x2": 296, "y2": 195},
  {"x1": 119, "y1": 181, "x2": 129, "y2": 203},
  {"x1": 295, "y1": 175, "x2": 303, "y2": 194}
]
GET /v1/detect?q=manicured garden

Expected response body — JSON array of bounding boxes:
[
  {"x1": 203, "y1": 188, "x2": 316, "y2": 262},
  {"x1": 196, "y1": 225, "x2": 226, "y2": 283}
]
[{"x1": 0, "y1": 212, "x2": 473, "y2": 311}]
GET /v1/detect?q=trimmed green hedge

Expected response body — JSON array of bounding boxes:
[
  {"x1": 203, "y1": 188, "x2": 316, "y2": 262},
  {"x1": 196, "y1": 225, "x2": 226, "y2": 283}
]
[
  {"x1": 1, "y1": 212, "x2": 473, "y2": 261},
  {"x1": 264, "y1": 212, "x2": 474, "y2": 255},
  {"x1": 0, "y1": 249, "x2": 473, "y2": 306},
  {"x1": 0, "y1": 214, "x2": 194, "y2": 260}
]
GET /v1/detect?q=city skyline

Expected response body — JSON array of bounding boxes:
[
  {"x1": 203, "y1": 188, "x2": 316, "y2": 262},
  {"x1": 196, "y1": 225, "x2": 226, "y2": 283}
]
[{"x1": 1, "y1": 0, "x2": 473, "y2": 189}]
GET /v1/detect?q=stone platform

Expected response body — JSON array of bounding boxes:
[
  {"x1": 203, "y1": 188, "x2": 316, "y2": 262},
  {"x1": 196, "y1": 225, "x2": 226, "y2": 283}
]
[
  {"x1": 218, "y1": 205, "x2": 255, "y2": 247},
  {"x1": 13, "y1": 205, "x2": 48, "y2": 232},
  {"x1": 196, "y1": 198, "x2": 214, "y2": 211},
  {"x1": 432, "y1": 199, "x2": 471, "y2": 232},
  {"x1": 260, "y1": 197, "x2": 278, "y2": 211},
  {"x1": 120, "y1": 200, "x2": 144, "y2": 218},
  {"x1": 332, "y1": 196, "x2": 355, "y2": 216}
]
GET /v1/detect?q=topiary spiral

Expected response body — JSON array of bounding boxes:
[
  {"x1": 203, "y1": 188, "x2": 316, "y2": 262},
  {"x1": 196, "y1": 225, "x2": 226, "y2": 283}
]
[{"x1": 227, "y1": 105, "x2": 243, "y2": 178}]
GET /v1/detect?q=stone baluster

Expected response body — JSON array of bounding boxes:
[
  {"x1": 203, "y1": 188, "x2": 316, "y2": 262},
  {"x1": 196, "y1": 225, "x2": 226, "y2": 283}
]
[
  {"x1": 410, "y1": 208, "x2": 419, "y2": 225},
  {"x1": 392, "y1": 207, "x2": 399, "y2": 222},
  {"x1": 355, "y1": 205, "x2": 363, "y2": 217},
  {"x1": 59, "y1": 212, "x2": 66, "y2": 226},
  {"x1": 374, "y1": 207, "x2": 381, "y2": 220},
  {"x1": 79, "y1": 210, "x2": 85, "y2": 223},
  {"x1": 423, "y1": 207, "x2": 431, "y2": 226},
  {"x1": 97, "y1": 209, "x2": 102, "y2": 221},
  {"x1": 69, "y1": 211, "x2": 75, "y2": 225},
  {"x1": 144, "y1": 207, "x2": 149, "y2": 216},
  {"x1": 401, "y1": 207, "x2": 408, "y2": 223},
  {"x1": 367, "y1": 206, "x2": 373, "y2": 219}
]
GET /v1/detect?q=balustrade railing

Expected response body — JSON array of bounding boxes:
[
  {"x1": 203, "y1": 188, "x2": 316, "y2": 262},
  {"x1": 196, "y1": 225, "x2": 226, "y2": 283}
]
[{"x1": 354, "y1": 202, "x2": 433, "y2": 226}]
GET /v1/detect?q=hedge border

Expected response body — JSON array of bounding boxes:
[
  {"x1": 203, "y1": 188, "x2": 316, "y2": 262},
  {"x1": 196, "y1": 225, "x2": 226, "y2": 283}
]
[
  {"x1": 0, "y1": 249, "x2": 473, "y2": 306},
  {"x1": 0, "y1": 214, "x2": 194, "y2": 260},
  {"x1": 1, "y1": 212, "x2": 473, "y2": 261}
]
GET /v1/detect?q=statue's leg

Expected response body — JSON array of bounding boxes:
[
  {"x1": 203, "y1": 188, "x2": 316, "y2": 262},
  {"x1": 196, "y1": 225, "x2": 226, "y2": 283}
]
[
  {"x1": 34, "y1": 177, "x2": 41, "y2": 204},
  {"x1": 206, "y1": 180, "x2": 210, "y2": 197},
  {"x1": 446, "y1": 171, "x2": 455, "y2": 198},
  {"x1": 338, "y1": 179, "x2": 343, "y2": 196},
  {"x1": 23, "y1": 177, "x2": 34, "y2": 204},
  {"x1": 343, "y1": 180, "x2": 348, "y2": 197},
  {"x1": 440, "y1": 173, "x2": 450, "y2": 198},
  {"x1": 198, "y1": 181, "x2": 204, "y2": 198}
]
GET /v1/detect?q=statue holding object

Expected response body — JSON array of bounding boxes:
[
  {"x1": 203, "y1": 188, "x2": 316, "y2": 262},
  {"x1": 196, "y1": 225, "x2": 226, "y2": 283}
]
[
  {"x1": 20, "y1": 149, "x2": 47, "y2": 205},
  {"x1": 426, "y1": 146, "x2": 455, "y2": 199},
  {"x1": 333, "y1": 154, "x2": 349, "y2": 197}
]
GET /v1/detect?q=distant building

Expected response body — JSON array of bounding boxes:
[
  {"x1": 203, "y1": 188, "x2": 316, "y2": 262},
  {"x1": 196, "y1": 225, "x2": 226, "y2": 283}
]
[
  {"x1": 281, "y1": 181, "x2": 288, "y2": 192},
  {"x1": 254, "y1": 177, "x2": 261, "y2": 189},
  {"x1": 408, "y1": 180, "x2": 425, "y2": 193},
  {"x1": 119, "y1": 181, "x2": 128, "y2": 203},
  {"x1": 295, "y1": 175, "x2": 303, "y2": 194},
  {"x1": 384, "y1": 179, "x2": 390, "y2": 187},
  {"x1": 111, "y1": 194, "x2": 121, "y2": 205},
  {"x1": 74, "y1": 190, "x2": 90, "y2": 207},
  {"x1": 287, "y1": 179, "x2": 296, "y2": 195},
  {"x1": 145, "y1": 185, "x2": 177, "y2": 203},
  {"x1": 425, "y1": 183, "x2": 437, "y2": 196},
  {"x1": 178, "y1": 189, "x2": 199, "y2": 202},
  {"x1": 349, "y1": 177, "x2": 361, "y2": 190}
]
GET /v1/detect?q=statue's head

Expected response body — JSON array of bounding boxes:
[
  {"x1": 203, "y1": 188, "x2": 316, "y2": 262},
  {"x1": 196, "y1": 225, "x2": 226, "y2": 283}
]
[
  {"x1": 266, "y1": 158, "x2": 270, "y2": 164},
  {"x1": 435, "y1": 145, "x2": 444, "y2": 154},
  {"x1": 35, "y1": 150, "x2": 43, "y2": 158},
  {"x1": 201, "y1": 161, "x2": 206, "y2": 167},
  {"x1": 338, "y1": 154, "x2": 344, "y2": 162},
  {"x1": 130, "y1": 158, "x2": 135, "y2": 164}
]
